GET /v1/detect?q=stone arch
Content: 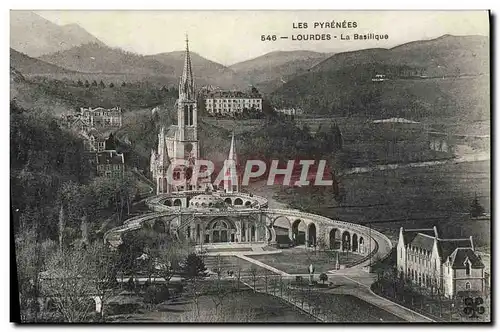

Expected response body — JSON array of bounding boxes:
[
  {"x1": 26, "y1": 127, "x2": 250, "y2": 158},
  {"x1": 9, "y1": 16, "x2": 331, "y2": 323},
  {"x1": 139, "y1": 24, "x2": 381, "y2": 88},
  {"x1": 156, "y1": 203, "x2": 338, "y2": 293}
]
[
  {"x1": 308, "y1": 223, "x2": 317, "y2": 247},
  {"x1": 273, "y1": 215, "x2": 292, "y2": 240},
  {"x1": 164, "y1": 200, "x2": 172, "y2": 206},
  {"x1": 329, "y1": 228, "x2": 340, "y2": 249},
  {"x1": 341, "y1": 230, "x2": 351, "y2": 251},
  {"x1": 245, "y1": 201, "x2": 252, "y2": 207},
  {"x1": 173, "y1": 198, "x2": 182, "y2": 206},
  {"x1": 292, "y1": 219, "x2": 307, "y2": 245},
  {"x1": 224, "y1": 197, "x2": 232, "y2": 205},
  {"x1": 206, "y1": 217, "x2": 237, "y2": 243},
  {"x1": 352, "y1": 233, "x2": 358, "y2": 252},
  {"x1": 359, "y1": 237, "x2": 365, "y2": 253},
  {"x1": 234, "y1": 198, "x2": 243, "y2": 205}
]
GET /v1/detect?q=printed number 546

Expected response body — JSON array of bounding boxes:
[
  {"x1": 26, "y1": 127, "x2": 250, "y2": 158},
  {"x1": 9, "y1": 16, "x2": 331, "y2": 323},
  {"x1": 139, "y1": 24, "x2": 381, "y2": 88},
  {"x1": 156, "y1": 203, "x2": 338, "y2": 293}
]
[{"x1": 261, "y1": 35, "x2": 277, "y2": 41}]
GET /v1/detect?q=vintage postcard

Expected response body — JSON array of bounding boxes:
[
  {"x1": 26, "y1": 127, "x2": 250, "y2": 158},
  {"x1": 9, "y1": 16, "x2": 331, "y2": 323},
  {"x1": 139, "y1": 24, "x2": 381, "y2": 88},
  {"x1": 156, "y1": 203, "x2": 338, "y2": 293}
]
[{"x1": 10, "y1": 10, "x2": 490, "y2": 323}]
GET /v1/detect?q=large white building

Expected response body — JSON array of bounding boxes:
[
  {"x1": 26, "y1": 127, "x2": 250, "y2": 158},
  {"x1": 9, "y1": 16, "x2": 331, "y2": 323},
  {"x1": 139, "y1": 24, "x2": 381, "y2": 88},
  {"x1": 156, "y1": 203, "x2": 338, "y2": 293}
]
[
  {"x1": 150, "y1": 37, "x2": 238, "y2": 195},
  {"x1": 205, "y1": 91, "x2": 262, "y2": 116},
  {"x1": 396, "y1": 226, "x2": 486, "y2": 299},
  {"x1": 81, "y1": 107, "x2": 123, "y2": 128}
]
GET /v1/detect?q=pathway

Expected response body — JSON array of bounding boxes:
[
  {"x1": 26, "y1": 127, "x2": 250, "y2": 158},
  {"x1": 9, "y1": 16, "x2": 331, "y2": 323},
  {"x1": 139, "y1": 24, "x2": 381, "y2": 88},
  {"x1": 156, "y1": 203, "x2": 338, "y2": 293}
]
[{"x1": 236, "y1": 254, "x2": 291, "y2": 276}]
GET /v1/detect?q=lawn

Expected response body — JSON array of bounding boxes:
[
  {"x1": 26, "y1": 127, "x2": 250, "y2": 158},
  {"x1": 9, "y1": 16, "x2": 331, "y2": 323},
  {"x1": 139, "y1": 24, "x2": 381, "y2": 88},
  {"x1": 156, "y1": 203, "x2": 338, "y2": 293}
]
[
  {"x1": 285, "y1": 289, "x2": 405, "y2": 323},
  {"x1": 203, "y1": 255, "x2": 278, "y2": 276},
  {"x1": 108, "y1": 288, "x2": 315, "y2": 322},
  {"x1": 251, "y1": 247, "x2": 365, "y2": 274}
]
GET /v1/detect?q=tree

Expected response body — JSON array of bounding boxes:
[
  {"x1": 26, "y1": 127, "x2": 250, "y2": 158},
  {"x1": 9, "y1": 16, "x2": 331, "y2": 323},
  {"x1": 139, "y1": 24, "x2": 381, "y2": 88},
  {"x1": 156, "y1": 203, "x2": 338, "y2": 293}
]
[
  {"x1": 470, "y1": 195, "x2": 485, "y2": 218},
  {"x1": 319, "y1": 272, "x2": 328, "y2": 285},
  {"x1": 41, "y1": 248, "x2": 97, "y2": 322},
  {"x1": 58, "y1": 205, "x2": 65, "y2": 251},
  {"x1": 85, "y1": 243, "x2": 119, "y2": 321},
  {"x1": 205, "y1": 255, "x2": 229, "y2": 315},
  {"x1": 15, "y1": 225, "x2": 56, "y2": 322},
  {"x1": 182, "y1": 253, "x2": 208, "y2": 316},
  {"x1": 182, "y1": 253, "x2": 208, "y2": 280}
]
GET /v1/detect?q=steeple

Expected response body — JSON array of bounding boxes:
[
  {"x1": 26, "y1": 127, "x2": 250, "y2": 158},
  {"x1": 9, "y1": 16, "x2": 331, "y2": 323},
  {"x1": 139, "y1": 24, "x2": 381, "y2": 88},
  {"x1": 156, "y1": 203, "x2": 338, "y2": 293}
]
[
  {"x1": 228, "y1": 131, "x2": 236, "y2": 161},
  {"x1": 179, "y1": 34, "x2": 195, "y2": 101},
  {"x1": 160, "y1": 127, "x2": 170, "y2": 171},
  {"x1": 224, "y1": 132, "x2": 239, "y2": 193},
  {"x1": 158, "y1": 126, "x2": 170, "y2": 171}
]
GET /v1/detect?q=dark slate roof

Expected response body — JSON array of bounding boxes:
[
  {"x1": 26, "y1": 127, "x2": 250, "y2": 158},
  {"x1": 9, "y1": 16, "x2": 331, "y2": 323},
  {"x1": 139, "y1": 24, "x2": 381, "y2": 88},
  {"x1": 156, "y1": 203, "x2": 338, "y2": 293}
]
[
  {"x1": 408, "y1": 233, "x2": 435, "y2": 251},
  {"x1": 449, "y1": 248, "x2": 484, "y2": 269},
  {"x1": 437, "y1": 238, "x2": 472, "y2": 260},
  {"x1": 97, "y1": 150, "x2": 124, "y2": 165},
  {"x1": 402, "y1": 228, "x2": 437, "y2": 245}
]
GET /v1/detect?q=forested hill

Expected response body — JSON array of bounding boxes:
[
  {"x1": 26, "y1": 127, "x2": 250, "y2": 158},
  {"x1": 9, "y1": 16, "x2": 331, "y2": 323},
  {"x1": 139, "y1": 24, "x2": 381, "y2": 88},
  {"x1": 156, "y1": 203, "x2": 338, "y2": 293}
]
[
  {"x1": 10, "y1": 101, "x2": 92, "y2": 238},
  {"x1": 270, "y1": 35, "x2": 489, "y2": 121}
]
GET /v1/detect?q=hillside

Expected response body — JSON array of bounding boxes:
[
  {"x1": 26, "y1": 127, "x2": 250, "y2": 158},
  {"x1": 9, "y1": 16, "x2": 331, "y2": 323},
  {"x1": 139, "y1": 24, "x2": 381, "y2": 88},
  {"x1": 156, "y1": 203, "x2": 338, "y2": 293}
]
[
  {"x1": 271, "y1": 35, "x2": 490, "y2": 125},
  {"x1": 10, "y1": 48, "x2": 77, "y2": 75},
  {"x1": 38, "y1": 43, "x2": 175, "y2": 75},
  {"x1": 145, "y1": 51, "x2": 248, "y2": 90},
  {"x1": 10, "y1": 11, "x2": 104, "y2": 57},
  {"x1": 310, "y1": 35, "x2": 489, "y2": 77},
  {"x1": 229, "y1": 51, "x2": 331, "y2": 93},
  {"x1": 36, "y1": 44, "x2": 248, "y2": 90}
]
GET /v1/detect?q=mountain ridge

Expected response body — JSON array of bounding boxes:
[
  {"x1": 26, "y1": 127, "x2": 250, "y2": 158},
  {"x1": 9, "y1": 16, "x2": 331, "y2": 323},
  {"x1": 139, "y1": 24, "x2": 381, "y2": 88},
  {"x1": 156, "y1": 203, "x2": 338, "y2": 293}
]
[{"x1": 10, "y1": 11, "x2": 105, "y2": 57}]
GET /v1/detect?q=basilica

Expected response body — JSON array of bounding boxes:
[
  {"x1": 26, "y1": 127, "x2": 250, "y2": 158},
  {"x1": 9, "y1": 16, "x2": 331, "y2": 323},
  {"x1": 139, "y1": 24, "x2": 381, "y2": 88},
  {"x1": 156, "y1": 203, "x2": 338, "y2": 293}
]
[{"x1": 150, "y1": 37, "x2": 238, "y2": 195}]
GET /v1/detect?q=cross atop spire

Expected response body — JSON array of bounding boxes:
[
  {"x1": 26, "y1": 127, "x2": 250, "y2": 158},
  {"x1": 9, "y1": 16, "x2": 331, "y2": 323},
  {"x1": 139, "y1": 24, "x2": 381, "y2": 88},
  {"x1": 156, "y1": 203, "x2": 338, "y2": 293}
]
[{"x1": 179, "y1": 35, "x2": 195, "y2": 101}]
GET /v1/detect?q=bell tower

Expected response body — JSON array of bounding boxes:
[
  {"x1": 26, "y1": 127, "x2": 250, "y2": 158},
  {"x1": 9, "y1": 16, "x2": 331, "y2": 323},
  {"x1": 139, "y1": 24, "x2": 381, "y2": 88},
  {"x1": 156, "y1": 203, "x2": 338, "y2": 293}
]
[{"x1": 176, "y1": 34, "x2": 199, "y2": 162}]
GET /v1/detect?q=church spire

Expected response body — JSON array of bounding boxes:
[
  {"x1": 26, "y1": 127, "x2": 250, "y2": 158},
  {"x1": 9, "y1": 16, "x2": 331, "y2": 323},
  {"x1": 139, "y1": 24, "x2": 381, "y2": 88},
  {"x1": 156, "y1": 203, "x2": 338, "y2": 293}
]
[
  {"x1": 228, "y1": 131, "x2": 236, "y2": 161},
  {"x1": 224, "y1": 132, "x2": 239, "y2": 193},
  {"x1": 159, "y1": 126, "x2": 170, "y2": 171},
  {"x1": 179, "y1": 34, "x2": 195, "y2": 100}
]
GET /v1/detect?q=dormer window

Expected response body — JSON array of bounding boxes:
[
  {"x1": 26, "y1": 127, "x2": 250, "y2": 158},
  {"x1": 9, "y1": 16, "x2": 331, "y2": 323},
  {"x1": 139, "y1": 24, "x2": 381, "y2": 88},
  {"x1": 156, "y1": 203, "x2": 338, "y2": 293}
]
[{"x1": 465, "y1": 260, "x2": 471, "y2": 276}]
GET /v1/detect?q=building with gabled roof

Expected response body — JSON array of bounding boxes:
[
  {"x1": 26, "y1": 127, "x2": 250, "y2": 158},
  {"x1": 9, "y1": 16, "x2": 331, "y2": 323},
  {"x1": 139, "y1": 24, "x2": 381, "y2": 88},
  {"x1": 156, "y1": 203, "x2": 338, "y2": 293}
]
[
  {"x1": 96, "y1": 149, "x2": 125, "y2": 178},
  {"x1": 397, "y1": 226, "x2": 486, "y2": 299}
]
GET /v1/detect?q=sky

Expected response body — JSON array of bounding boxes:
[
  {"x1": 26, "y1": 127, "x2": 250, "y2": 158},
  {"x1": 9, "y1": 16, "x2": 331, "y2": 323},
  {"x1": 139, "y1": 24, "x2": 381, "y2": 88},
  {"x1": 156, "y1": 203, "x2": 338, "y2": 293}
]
[{"x1": 35, "y1": 10, "x2": 489, "y2": 66}]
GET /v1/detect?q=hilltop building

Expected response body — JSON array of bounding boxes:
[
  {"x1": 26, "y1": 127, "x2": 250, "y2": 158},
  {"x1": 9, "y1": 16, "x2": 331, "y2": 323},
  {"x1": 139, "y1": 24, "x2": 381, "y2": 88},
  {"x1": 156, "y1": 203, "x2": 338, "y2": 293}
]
[
  {"x1": 96, "y1": 149, "x2": 125, "y2": 178},
  {"x1": 397, "y1": 226, "x2": 486, "y2": 299},
  {"x1": 205, "y1": 90, "x2": 262, "y2": 116},
  {"x1": 274, "y1": 108, "x2": 304, "y2": 118},
  {"x1": 81, "y1": 107, "x2": 123, "y2": 128},
  {"x1": 150, "y1": 36, "x2": 239, "y2": 195},
  {"x1": 61, "y1": 106, "x2": 123, "y2": 153}
]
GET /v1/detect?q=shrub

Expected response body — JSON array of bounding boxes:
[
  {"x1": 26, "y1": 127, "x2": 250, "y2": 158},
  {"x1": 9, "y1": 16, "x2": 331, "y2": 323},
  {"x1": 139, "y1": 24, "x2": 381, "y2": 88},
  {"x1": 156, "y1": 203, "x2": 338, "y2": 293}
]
[
  {"x1": 143, "y1": 284, "x2": 170, "y2": 305},
  {"x1": 319, "y1": 272, "x2": 328, "y2": 284}
]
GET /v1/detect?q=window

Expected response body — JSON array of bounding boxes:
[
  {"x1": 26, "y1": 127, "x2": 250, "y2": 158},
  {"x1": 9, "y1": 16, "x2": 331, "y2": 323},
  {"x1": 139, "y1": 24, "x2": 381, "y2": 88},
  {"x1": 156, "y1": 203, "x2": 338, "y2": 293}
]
[
  {"x1": 465, "y1": 261, "x2": 471, "y2": 276},
  {"x1": 465, "y1": 282, "x2": 471, "y2": 290}
]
